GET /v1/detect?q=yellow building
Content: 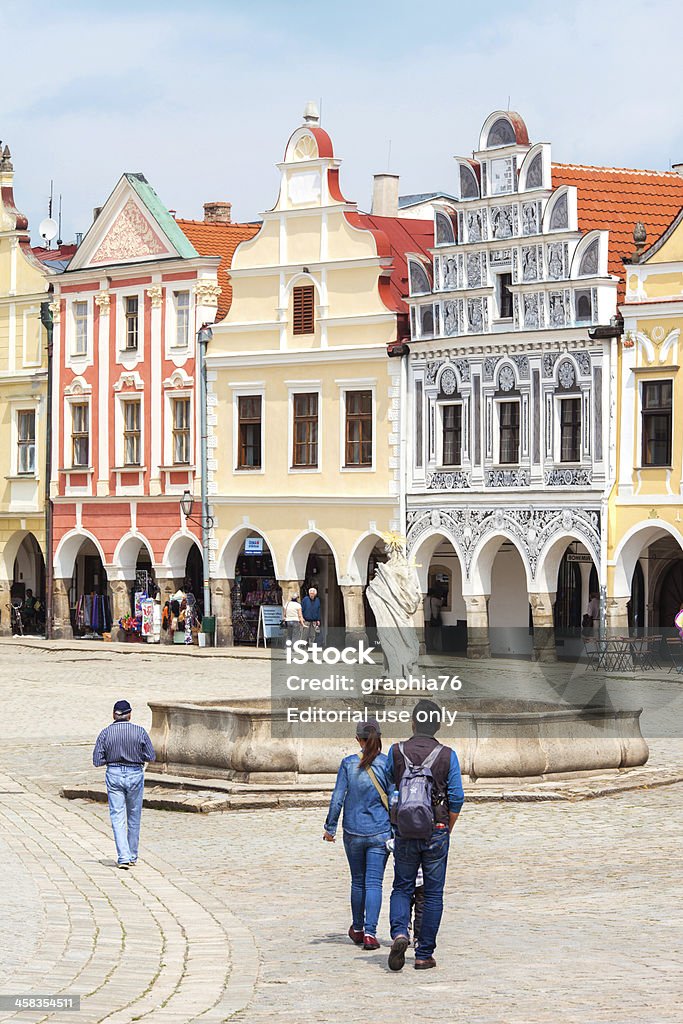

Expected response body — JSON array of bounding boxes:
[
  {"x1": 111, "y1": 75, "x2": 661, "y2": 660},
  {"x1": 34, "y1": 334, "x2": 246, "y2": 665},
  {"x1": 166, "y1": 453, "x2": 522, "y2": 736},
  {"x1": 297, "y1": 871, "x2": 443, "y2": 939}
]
[
  {"x1": 206, "y1": 106, "x2": 432, "y2": 644},
  {"x1": 609, "y1": 212, "x2": 683, "y2": 629},
  {"x1": 0, "y1": 145, "x2": 63, "y2": 635}
]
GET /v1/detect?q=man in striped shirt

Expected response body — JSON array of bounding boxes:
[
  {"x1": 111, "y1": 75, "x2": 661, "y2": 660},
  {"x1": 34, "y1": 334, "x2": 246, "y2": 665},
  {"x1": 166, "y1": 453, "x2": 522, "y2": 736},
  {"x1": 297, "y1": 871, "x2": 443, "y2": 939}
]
[{"x1": 93, "y1": 700, "x2": 156, "y2": 869}]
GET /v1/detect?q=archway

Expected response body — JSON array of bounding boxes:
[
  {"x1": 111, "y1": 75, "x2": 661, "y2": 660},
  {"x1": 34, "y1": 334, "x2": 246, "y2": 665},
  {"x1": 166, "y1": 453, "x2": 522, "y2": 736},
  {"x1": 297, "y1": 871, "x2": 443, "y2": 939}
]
[
  {"x1": 422, "y1": 537, "x2": 466, "y2": 654},
  {"x1": 70, "y1": 537, "x2": 110, "y2": 636},
  {"x1": 657, "y1": 559, "x2": 683, "y2": 630},
  {"x1": 223, "y1": 530, "x2": 280, "y2": 646},
  {"x1": 612, "y1": 521, "x2": 683, "y2": 628},
  {"x1": 483, "y1": 540, "x2": 532, "y2": 658},
  {"x1": 289, "y1": 534, "x2": 345, "y2": 644},
  {"x1": 9, "y1": 533, "x2": 46, "y2": 635},
  {"x1": 362, "y1": 539, "x2": 389, "y2": 642}
]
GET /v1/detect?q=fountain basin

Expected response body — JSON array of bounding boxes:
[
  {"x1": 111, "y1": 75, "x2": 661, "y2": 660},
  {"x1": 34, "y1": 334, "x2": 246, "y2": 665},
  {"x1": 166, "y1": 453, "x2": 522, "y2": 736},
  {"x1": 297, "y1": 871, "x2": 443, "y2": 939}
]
[{"x1": 148, "y1": 697, "x2": 648, "y2": 784}]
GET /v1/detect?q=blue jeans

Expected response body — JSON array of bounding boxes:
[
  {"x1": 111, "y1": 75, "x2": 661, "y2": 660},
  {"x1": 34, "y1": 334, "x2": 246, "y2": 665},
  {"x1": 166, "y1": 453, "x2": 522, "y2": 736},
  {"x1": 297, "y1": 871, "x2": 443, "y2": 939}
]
[
  {"x1": 343, "y1": 830, "x2": 391, "y2": 937},
  {"x1": 105, "y1": 766, "x2": 145, "y2": 865},
  {"x1": 390, "y1": 827, "x2": 450, "y2": 960}
]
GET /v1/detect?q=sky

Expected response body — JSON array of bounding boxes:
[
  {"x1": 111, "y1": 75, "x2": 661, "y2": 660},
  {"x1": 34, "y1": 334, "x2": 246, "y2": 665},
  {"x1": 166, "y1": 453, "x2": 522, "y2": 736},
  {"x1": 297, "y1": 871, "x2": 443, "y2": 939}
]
[{"x1": 3, "y1": 0, "x2": 683, "y2": 244}]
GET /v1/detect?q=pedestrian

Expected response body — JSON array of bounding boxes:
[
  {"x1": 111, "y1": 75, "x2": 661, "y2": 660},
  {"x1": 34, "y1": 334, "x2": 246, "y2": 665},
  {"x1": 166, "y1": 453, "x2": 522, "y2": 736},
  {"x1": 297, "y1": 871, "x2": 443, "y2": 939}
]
[
  {"x1": 283, "y1": 590, "x2": 305, "y2": 643},
  {"x1": 587, "y1": 591, "x2": 600, "y2": 625},
  {"x1": 301, "y1": 586, "x2": 321, "y2": 645},
  {"x1": 92, "y1": 700, "x2": 156, "y2": 869},
  {"x1": 323, "y1": 719, "x2": 394, "y2": 951},
  {"x1": 23, "y1": 588, "x2": 37, "y2": 633},
  {"x1": 386, "y1": 699, "x2": 464, "y2": 972}
]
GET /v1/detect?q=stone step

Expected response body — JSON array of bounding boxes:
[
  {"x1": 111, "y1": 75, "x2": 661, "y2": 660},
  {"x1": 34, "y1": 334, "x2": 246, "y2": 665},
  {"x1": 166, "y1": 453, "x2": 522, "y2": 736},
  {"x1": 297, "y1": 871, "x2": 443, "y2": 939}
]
[{"x1": 61, "y1": 783, "x2": 331, "y2": 813}]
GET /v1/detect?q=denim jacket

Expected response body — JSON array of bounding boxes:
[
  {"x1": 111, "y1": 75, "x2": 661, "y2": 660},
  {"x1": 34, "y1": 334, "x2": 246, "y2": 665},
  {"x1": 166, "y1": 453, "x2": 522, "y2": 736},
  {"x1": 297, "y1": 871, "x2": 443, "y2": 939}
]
[{"x1": 324, "y1": 752, "x2": 394, "y2": 838}]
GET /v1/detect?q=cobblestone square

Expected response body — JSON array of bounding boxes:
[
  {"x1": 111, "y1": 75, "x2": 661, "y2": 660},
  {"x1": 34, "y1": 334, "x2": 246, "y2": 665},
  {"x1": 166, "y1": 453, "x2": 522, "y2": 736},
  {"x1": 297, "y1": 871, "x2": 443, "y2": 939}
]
[{"x1": 0, "y1": 642, "x2": 682, "y2": 1023}]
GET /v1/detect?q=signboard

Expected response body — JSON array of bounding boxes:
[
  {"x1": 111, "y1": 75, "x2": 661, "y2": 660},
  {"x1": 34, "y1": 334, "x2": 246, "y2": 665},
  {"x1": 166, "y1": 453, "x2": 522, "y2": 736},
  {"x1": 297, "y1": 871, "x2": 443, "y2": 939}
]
[
  {"x1": 257, "y1": 604, "x2": 284, "y2": 647},
  {"x1": 567, "y1": 553, "x2": 593, "y2": 563},
  {"x1": 244, "y1": 537, "x2": 264, "y2": 556},
  {"x1": 140, "y1": 599, "x2": 155, "y2": 637}
]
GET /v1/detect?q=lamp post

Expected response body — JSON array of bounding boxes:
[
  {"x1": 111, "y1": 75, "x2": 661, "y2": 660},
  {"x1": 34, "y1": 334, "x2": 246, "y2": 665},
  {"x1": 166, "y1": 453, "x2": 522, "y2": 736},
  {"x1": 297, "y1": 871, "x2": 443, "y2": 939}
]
[
  {"x1": 40, "y1": 300, "x2": 54, "y2": 639},
  {"x1": 182, "y1": 323, "x2": 214, "y2": 620}
]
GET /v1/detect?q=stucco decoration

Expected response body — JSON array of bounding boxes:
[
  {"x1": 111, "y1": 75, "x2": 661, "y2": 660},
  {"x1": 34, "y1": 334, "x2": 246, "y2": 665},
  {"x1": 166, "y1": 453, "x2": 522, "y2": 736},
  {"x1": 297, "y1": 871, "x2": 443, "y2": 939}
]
[
  {"x1": 545, "y1": 468, "x2": 593, "y2": 486},
  {"x1": 147, "y1": 285, "x2": 163, "y2": 308},
  {"x1": 523, "y1": 293, "x2": 539, "y2": 328},
  {"x1": 575, "y1": 352, "x2": 591, "y2": 376},
  {"x1": 460, "y1": 165, "x2": 479, "y2": 199},
  {"x1": 91, "y1": 199, "x2": 169, "y2": 264},
  {"x1": 484, "y1": 356, "x2": 501, "y2": 381},
  {"x1": 549, "y1": 292, "x2": 566, "y2": 327},
  {"x1": 467, "y1": 210, "x2": 482, "y2": 242},
  {"x1": 558, "y1": 360, "x2": 575, "y2": 389},
  {"x1": 547, "y1": 243, "x2": 564, "y2": 279},
  {"x1": 498, "y1": 365, "x2": 516, "y2": 392},
  {"x1": 48, "y1": 300, "x2": 61, "y2": 324},
  {"x1": 549, "y1": 193, "x2": 569, "y2": 231},
  {"x1": 453, "y1": 358, "x2": 471, "y2": 383},
  {"x1": 444, "y1": 301, "x2": 458, "y2": 335},
  {"x1": 366, "y1": 540, "x2": 421, "y2": 680},
  {"x1": 542, "y1": 352, "x2": 559, "y2": 377},
  {"x1": 526, "y1": 152, "x2": 543, "y2": 189},
  {"x1": 487, "y1": 118, "x2": 516, "y2": 147},
  {"x1": 467, "y1": 254, "x2": 482, "y2": 287},
  {"x1": 435, "y1": 211, "x2": 455, "y2": 245},
  {"x1": 292, "y1": 135, "x2": 318, "y2": 161},
  {"x1": 486, "y1": 468, "x2": 530, "y2": 487},
  {"x1": 522, "y1": 203, "x2": 539, "y2": 235},
  {"x1": 443, "y1": 257, "x2": 458, "y2": 289},
  {"x1": 467, "y1": 298, "x2": 484, "y2": 333},
  {"x1": 440, "y1": 368, "x2": 457, "y2": 395},
  {"x1": 409, "y1": 262, "x2": 430, "y2": 295},
  {"x1": 491, "y1": 206, "x2": 513, "y2": 239},
  {"x1": 579, "y1": 238, "x2": 599, "y2": 276},
  {"x1": 426, "y1": 471, "x2": 471, "y2": 490},
  {"x1": 511, "y1": 355, "x2": 530, "y2": 379},
  {"x1": 94, "y1": 291, "x2": 111, "y2": 313},
  {"x1": 425, "y1": 361, "x2": 443, "y2": 385},
  {"x1": 195, "y1": 281, "x2": 222, "y2": 306},
  {"x1": 522, "y1": 246, "x2": 538, "y2": 281},
  {"x1": 407, "y1": 505, "x2": 600, "y2": 582}
]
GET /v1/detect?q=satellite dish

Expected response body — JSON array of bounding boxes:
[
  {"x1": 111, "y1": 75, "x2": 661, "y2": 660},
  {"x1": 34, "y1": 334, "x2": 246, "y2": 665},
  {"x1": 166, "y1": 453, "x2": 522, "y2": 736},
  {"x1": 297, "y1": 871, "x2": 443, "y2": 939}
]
[{"x1": 39, "y1": 217, "x2": 58, "y2": 242}]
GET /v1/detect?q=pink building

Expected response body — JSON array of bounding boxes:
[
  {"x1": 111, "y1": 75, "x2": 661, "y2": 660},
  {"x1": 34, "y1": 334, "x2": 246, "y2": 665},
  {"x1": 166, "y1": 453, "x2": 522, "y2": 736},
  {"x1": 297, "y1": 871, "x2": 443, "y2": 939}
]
[{"x1": 50, "y1": 173, "x2": 257, "y2": 638}]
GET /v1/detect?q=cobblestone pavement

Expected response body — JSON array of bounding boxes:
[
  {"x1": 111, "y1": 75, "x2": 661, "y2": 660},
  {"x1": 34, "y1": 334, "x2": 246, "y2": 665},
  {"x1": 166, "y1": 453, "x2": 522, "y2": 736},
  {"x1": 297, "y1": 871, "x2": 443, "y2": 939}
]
[{"x1": 0, "y1": 642, "x2": 682, "y2": 1023}]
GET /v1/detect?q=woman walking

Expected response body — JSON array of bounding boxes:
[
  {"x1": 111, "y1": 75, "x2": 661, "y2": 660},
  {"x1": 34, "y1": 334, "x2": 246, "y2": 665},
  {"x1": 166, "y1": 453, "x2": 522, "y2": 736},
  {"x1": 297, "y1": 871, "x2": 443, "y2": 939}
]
[
  {"x1": 283, "y1": 590, "x2": 305, "y2": 643},
  {"x1": 323, "y1": 720, "x2": 393, "y2": 950}
]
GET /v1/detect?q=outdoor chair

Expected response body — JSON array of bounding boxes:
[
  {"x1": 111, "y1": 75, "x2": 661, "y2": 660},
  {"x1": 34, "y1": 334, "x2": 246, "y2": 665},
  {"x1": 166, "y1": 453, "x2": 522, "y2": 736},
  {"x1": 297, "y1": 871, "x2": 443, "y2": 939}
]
[{"x1": 665, "y1": 637, "x2": 683, "y2": 675}]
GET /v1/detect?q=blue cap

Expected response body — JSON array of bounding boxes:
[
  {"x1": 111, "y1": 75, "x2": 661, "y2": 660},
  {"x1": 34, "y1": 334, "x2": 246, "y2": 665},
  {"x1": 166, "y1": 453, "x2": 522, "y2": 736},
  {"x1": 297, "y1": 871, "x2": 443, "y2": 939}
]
[{"x1": 113, "y1": 700, "x2": 132, "y2": 717}]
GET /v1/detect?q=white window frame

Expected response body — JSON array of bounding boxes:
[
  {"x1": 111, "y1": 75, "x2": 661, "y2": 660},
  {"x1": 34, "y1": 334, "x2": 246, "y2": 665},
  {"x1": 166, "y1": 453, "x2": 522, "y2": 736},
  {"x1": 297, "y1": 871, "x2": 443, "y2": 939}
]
[
  {"x1": 73, "y1": 299, "x2": 89, "y2": 357},
  {"x1": 288, "y1": 384, "x2": 322, "y2": 474},
  {"x1": 492, "y1": 270, "x2": 514, "y2": 323},
  {"x1": 9, "y1": 400, "x2": 40, "y2": 478},
  {"x1": 115, "y1": 288, "x2": 145, "y2": 359},
  {"x1": 232, "y1": 387, "x2": 265, "y2": 475},
  {"x1": 637, "y1": 376, "x2": 674, "y2": 470},
  {"x1": 437, "y1": 401, "x2": 463, "y2": 468},
  {"x1": 67, "y1": 297, "x2": 93, "y2": 364},
  {"x1": 68, "y1": 399, "x2": 91, "y2": 470},
  {"x1": 173, "y1": 289, "x2": 192, "y2": 349},
  {"x1": 170, "y1": 393, "x2": 193, "y2": 466},
  {"x1": 114, "y1": 394, "x2": 145, "y2": 469},
  {"x1": 554, "y1": 395, "x2": 582, "y2": 465},
  {"x1": 338, "y1": 381, "x2": 376, "y2": 473},
  {"x1": 493, "y1": 397, "x2": 521, "y2": 467}
]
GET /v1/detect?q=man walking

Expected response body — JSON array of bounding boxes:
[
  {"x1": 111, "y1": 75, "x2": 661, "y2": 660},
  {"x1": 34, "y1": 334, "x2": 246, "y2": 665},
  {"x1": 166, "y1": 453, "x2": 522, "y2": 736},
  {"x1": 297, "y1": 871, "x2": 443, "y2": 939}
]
[
  {"x1": 93, "y1": 700, "x2": 156, "y2": 869},
  {"x1": 386, "y1": 699, "x2": 464, "y2": 972},
  {"x1": 301, "y1": 586, "x2": 321, "y2": 645}
]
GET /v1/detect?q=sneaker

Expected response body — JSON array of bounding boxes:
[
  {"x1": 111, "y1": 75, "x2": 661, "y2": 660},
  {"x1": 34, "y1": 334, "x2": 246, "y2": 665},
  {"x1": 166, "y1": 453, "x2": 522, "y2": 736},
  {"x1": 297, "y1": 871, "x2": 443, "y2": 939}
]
[
  {"x1": 388, "y1": 934, "x2": 409, "y2": 972},
  {"x1": 348, "y1": 926, "x2": 364, "y2": 945},
  {"x1": 128, "y1": 860, "x2": 137, "y2": 867},
  {"x1": 363, "y1": 935, "x2": 380, "y2": 950},
  {"x1": 117, "y1": 863, "x2": 130, "y2": 870},
  {"x1": 415, "y1": 957, "x2": 437, "y2": 970}
]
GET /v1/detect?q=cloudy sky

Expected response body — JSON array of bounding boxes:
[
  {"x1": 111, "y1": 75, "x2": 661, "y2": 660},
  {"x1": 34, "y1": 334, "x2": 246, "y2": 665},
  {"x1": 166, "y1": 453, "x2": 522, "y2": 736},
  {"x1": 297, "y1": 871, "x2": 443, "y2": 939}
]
[{"x1": 3, "y1": 0, "x2": 683, "y2": 243}]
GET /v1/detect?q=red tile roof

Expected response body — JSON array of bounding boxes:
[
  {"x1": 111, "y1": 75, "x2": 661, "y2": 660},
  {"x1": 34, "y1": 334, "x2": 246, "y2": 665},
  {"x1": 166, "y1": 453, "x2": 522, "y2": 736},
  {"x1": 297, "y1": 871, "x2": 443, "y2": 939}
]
[
  {"x1": 32, "y1": 243, "x2": 78, "y2": 264},
  {"x1": 176, "y1": 219, "x2": 261, "y2": 319},
  {"x1": 551, "y1": 163, "x2": 683, "y2": 300},
  {"x1": 356, "y1": 213, "x2": 434, "y2": 313}
]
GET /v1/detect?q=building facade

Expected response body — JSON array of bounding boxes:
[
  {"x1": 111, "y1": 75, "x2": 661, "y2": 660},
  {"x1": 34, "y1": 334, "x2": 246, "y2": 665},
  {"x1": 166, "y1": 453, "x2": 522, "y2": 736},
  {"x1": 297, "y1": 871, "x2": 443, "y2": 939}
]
[
  {"x1": 50, "y1": 173, "x2": 257, "y2": 638},
  {"x1": 608, "y1": 209, "x2": 683, "y2": 629},
  {"x1": 403, "y1": 110, "x2": 683, "y2": 658},
  {"x1": 206, "y1": 106, "x2": 431, "y2": 645}
]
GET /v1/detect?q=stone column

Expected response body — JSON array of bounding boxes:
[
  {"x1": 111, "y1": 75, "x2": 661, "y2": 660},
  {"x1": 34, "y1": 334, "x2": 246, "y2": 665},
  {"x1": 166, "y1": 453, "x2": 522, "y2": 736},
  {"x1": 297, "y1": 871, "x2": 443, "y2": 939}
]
[
  {"x1": 109, "y1": 579, "x2": 134, "y2": 638},
  {"x1": 341, "y1": 584, "x2": 367, "y2": 645},
  {"x1": 0, "y1": 580, "x2": 11, "y2": 637},
  {"x1": 465, "y1": 595, "x2": 490, "y2": 659},
  {"x1": 606, "y1": 596, "x2": 629, "y2": 630},
  {"x1": 529, "y1": 591, "x2": 557, "y2": 662},
  {"x1": 52, "y1": 578, "x2": 73, "y2": 639},
  {"x1": 210, "y1": 578, "x2": 233, "y2": 646},
  {"x1": 414, "y1": 595, "x2": 426, "y2": 655}
]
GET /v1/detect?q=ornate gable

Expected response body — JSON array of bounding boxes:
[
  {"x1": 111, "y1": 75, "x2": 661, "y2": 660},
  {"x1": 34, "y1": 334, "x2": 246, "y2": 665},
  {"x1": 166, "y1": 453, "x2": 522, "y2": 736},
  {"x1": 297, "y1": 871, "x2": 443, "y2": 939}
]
[{"x1": 91, "y1": 198, "x2": 170, "y2": 264}]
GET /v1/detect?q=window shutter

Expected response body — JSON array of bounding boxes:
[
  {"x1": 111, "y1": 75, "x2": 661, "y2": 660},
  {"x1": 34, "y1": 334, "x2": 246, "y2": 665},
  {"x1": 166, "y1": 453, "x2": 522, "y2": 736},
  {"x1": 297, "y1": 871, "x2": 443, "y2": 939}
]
[{"x1": 293, "y1": 286, "x2": 315, "y2": 335}]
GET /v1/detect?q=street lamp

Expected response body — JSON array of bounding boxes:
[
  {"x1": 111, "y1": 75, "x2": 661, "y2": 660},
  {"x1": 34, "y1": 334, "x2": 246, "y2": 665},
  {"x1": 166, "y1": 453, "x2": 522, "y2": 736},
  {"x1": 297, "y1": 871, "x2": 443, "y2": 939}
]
[
  {"x1": 198, "y1": 324, "x2": 213, "y2": 621},
  {"x1": 179, "y1": 489, "x2": 214, "y2": 529}
]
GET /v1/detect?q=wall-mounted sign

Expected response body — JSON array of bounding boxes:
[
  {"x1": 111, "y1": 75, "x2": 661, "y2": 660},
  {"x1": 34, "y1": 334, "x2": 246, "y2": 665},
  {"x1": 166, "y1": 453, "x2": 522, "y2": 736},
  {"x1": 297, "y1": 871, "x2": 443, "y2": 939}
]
[
  {"x1": 244, "y1": 537, "x2": 264, "y2": 556},
  {"x1": 567, "y1": 553, "x2": 593, "y2": 563}
]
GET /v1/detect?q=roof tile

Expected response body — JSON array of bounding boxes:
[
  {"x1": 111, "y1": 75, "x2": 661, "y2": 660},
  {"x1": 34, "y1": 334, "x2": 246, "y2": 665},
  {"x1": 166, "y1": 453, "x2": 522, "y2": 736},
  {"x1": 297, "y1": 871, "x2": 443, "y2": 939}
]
[{"x1": 176, "y1": 219, "x2": 260, "y2": 318}]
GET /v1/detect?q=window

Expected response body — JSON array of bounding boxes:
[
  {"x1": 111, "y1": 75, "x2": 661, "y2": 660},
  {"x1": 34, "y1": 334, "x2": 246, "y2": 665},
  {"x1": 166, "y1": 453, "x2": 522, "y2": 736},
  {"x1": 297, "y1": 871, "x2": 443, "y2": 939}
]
[
  {"x1": 496, "y1": 273, "x2": 513, "y2": 319},
  {"x1": 345, "y1": 390, "x2": 373, "y2": 467},
  {"x1": 415, "y1": 381, "x2": 423, "y2": 469},
  {"x1": 238, "y1": 395, "x2": 262, "y2": 469},
  {"x1": 124, "y1": 296, "x2": 139, "y2": 350},
  {"x1": 172, "y1": 398, "x2": 191, "y2": 465},
  {"x1": 292, "y1": 285, "x2": 315, "y2": 335},
  {"x1": 642, "y1": 381, "x2": 672, "y2": 467},
  {"x1": 175, "y1": 291, "x2": 190, "y2": 347},
  {"x1": 17, "y1": 410, "x2": 36, "y2": 475},
  {"x1": 560, "y1": 398, "x2": 581, "y2": 462},
  {"x1": 498, "y1": 401, "x2": 520, "y2": 464},
  {"x1": 575, "y1": 290, "x2": 592, "y2": 324},
  {"x1": 123, "y1": 400, "x2": 141, "y2": 466},
  {"x1": 73, "y1": 301, "x2": 88, "y2": 356},
  {"x1": 442, "y1": 405, "x2": 462, "y2": 466},
  {"x1": 292, "y1": 392, "x2": 318, "y2": 468},
  {"x1": 72, "y1": 403, "x2": 89, "y2": 467}
]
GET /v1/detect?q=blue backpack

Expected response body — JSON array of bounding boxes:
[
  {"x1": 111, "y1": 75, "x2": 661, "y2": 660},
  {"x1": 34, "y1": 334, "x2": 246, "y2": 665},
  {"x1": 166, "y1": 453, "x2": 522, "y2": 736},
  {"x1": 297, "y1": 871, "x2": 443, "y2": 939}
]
[{"x1": 396, "y1": 742, "x2": 443, "y2": 839}]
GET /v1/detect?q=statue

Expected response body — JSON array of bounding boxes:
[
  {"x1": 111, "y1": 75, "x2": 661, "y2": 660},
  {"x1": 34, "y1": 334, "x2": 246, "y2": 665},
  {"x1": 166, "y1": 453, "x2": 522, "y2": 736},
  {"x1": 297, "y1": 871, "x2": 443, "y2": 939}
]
[{"x1": 366, "y1": 534, "x2": 422, "y2": 681}]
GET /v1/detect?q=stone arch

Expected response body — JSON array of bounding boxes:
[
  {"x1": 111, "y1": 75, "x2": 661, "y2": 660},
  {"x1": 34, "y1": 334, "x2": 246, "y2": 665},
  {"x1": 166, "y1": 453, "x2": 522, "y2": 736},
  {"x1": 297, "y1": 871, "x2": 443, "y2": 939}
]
[
  {"x1": 284, "y1": 529, "x2": 341, "y2": 583},
  {"x1": 54, "y1": 529, "x2": 107, "y2": 580},
  {"x1": 612, "y1": 520, "x2": 683, "y2": 597},
  {"x1": 535, "y1": 530, "x2": 599, "y2": 596},
  {"x1": 466, "y1": 531, "x2": 533, "y2": 596},
  {"x1": 0, "y1": 530, "x2": 46, "y2": 582},
  {"x1": 112, "y1": 532, "x2": 156, "y2": 580},
  {"x1": 216, "y1": 525, "x2": 279, "y2": 581},
  {"x1": 410, "y1": 528, "x2": 466, "y2": 594},
  {"x1": 161, "y1": 530, "x2": 203, "y2": 581},
  {"x1": 346, "y1": 531, "x2": 385, "y2": 586}
]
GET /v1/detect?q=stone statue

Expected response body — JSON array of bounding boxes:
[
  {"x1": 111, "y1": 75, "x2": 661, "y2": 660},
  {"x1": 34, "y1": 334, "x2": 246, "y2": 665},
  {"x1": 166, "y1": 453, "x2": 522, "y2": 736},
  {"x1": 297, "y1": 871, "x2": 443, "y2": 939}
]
[{"x1": 366, "y1": 536, "x2": 422, "y2": 681}]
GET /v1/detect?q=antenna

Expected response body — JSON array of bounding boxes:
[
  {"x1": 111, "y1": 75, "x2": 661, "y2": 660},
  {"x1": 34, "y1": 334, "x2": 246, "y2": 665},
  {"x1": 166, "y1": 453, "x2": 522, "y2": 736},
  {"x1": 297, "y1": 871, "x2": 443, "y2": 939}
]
[
  {"x1": 57, "y1": 194, "x2": 63, "y2": 246},
  {"x1": 48, "y1": 179, "x2": 53, "y2": 219}
]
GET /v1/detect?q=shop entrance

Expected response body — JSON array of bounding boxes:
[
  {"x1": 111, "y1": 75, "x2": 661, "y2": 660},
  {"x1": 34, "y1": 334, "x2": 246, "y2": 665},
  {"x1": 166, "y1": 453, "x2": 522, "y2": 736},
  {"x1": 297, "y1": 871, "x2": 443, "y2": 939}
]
[
  {"x1": 10, "y1": 533, "x2": 46, "y2": 635},
  {"x1": 71, "y1": 540, "x2": 112, "y2": 636},
  {"x1": 231, "y1": 534, "x2": 281, "y2": 645},
  {"x1": 303, "y1": 538, "x2": 344, "y2": 646}
]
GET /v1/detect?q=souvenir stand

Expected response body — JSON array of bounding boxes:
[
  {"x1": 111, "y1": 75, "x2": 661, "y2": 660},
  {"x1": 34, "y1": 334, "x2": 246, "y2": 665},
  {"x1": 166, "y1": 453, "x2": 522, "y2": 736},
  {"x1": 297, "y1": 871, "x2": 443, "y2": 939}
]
[{"x1": 231, "y1": 537, "x2": 282, "y2": 645}]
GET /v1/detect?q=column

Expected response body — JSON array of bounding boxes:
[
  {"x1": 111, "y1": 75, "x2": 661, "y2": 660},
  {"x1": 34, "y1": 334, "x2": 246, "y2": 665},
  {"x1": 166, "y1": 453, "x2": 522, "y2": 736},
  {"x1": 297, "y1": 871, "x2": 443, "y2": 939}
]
[
  {"x1": 606, "y1": 596, "x2": 629, "y2": 629},
  {"x1": 465, "y1": 594, "x2": 490, "y2": 659},
  {"x1": 0, "y1": 579, "x2": 11, "y2": 637},
  {"x1": 529, "y1": 591, "x2": 557, "y2": 662},
  {"x1": 109, "y1": 579, "x2": 134, "y2": 638},
  {"x1": 414, "y1": 594, "x2": 426, "y2": 656},
  {"x1": 340, "y1": 584, "x2": 367, "y2": 645},
  {"x1": 278, "y1": 580, "x2": 301, "y2": 603},
  {"x1": 52, "y1": 578, "x2": 73, "y2": 639},
  {"x1": 210, "y1": 578, "x2": 233, "y2": 646}
]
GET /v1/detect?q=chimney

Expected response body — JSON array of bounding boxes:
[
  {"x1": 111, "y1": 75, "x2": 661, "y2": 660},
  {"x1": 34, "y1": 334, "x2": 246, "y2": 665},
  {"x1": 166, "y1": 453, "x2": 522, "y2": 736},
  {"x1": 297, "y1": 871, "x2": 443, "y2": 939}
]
[
  {"x1": 672, "y1": 163, "x2": 683, "y2": 179},
  {"x1": 203, "y1": 201, "x2": 232, "y2": 224},
  {"x1": 371, "y1": 173, "x2": 399, "y2": 217}
]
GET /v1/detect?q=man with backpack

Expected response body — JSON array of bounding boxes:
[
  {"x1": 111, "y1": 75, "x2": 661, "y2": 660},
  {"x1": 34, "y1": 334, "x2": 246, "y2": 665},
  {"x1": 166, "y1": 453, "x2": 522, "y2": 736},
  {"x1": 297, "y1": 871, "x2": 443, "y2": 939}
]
[{"x1": 386, "y1": 699, "x2": 464, "y2": 972}]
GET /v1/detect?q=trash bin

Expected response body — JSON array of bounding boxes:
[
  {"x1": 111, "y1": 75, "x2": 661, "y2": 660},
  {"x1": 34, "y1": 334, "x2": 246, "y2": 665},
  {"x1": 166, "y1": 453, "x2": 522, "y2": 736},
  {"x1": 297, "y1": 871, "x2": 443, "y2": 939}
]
[{"x1": 201, "y1": 615, "x2": 216, "y2": 647}]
